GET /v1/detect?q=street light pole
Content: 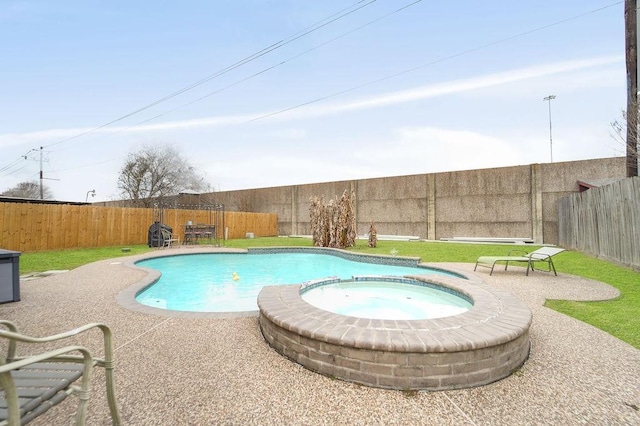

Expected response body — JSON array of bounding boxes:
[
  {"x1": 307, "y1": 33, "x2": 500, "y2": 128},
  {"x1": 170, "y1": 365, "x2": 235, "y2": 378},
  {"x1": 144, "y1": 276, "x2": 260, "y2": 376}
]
[{"x1": 543, "y1": 95, "x2": 556, "y2": 163}]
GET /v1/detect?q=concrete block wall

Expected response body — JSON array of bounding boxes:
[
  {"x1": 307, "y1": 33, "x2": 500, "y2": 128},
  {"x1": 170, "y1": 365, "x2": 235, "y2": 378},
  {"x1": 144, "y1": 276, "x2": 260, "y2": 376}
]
[
  {"x1": 356, "y1": 174, "x2": 429, "y2": 238},
  {"x1": 212, "y1": 157, "x2": 626, "y2": 244},
  {"x1": 434, "y1": 165, "x2": 535, "y2": 240}
]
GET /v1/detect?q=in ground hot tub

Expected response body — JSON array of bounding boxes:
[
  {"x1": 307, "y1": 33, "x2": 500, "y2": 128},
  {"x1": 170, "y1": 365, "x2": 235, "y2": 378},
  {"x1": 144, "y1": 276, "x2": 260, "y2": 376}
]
[
  {"x1": 300, "y1": 276, "x2": 472, "y2": 320},
  {"x1": 258, "y1": 274, "x2": 531, "y2": 391}
]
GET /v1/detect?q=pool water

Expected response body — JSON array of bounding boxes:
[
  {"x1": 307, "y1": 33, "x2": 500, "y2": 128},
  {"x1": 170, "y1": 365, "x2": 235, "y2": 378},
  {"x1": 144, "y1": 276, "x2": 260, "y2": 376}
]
[
  {"x1": 135, "y1": 252, "x2": 459, "y2": 313},
  {"x1": 301, "y1": 279, "x2": 472, "y2": 320}
]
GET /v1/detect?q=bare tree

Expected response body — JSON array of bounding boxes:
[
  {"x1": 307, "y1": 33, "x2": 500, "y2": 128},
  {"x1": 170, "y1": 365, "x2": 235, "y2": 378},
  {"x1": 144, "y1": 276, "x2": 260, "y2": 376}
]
[
  {"x1": 117, "y1": 145, "x2": 210, "y2": 207},
  {"x1": 611, "y1": 105, "x2": 640, "y2": 174},
  {"x1": 1, "y1": 181, "x2": 54, "y2": 199}
]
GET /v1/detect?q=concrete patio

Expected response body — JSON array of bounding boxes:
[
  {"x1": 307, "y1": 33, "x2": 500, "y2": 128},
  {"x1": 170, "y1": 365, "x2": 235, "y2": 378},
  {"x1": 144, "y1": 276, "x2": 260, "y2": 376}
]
[{"x1": 2, "y1": 247, "x2": 639, "y2": 425}]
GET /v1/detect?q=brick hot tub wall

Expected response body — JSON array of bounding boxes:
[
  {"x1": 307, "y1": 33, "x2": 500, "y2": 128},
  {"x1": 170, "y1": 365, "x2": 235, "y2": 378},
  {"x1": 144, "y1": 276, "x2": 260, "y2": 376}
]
[{"x1": 258, "y1": 274, "x2": 531, "y2": 391}]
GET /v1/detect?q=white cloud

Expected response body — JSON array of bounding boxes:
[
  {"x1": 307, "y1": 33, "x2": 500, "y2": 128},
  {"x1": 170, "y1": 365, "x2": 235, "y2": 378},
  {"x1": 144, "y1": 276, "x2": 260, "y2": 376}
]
[
  {"x1": 0, "y1": 55, "x2": 623, "y2": 149},
  {"x1": 464, "y1": 65, "x2": 624, "y2": 101},
  {"x1": 268, "y1": 55, "x2": 623, "y2": 121},
  {"x1": 0, "y1": 127, "x2": 93, "y2": 148},
  {"x1": 268, "y1": 128, "x2": 308, "y2": 139},
  {"x1": 0, "y1": 114, "x2": 254, "y2": 150},
  {"x1": 204, "y1": 127, "x2": 525, "y2": 191},
  {"x1": 353, "y1": 127, "x2": 524, "y2": 174}
]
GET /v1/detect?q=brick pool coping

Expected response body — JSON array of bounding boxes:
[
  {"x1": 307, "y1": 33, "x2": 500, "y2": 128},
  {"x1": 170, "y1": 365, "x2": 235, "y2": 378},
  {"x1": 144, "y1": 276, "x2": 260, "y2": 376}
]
[{"x1": 258, "y1": 273, "x2": 532, "y2": 390}]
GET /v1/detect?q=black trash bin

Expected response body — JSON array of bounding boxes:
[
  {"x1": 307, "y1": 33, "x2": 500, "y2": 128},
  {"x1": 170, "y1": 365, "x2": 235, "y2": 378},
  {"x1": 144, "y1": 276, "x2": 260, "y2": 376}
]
[
  {"x1": 0, "y1": 249, "x2": 21, "y2": 303},
  {"x1": 148, "y1": 222, "x2": 173, "y2": 247}
]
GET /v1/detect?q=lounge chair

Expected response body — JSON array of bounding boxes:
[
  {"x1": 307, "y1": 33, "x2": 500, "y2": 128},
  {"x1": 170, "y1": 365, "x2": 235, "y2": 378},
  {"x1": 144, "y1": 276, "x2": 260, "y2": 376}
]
[
  {"x1": 0, "y1": 321, "x2": 121, "y2": 425},
  {"x1": 474, "y1": 246, "x2": 566, "y2": 276}
]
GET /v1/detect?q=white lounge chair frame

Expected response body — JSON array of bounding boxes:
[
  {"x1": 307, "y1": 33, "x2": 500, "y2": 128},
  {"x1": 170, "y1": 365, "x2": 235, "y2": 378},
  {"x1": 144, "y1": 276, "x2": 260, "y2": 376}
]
[
  {"x1": 0, "y1": 321, "x2": 121, "y2": 425},
  {"x1": 474, "y1": 247, "x2": 566, "y2": 276}
]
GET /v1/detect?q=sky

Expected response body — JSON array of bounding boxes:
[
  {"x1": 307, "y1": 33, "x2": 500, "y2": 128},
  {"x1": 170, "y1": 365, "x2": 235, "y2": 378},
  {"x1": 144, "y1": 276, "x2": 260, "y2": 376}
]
[{"x1": 0, "y1": 1, "x2": 629, "y2": 202}]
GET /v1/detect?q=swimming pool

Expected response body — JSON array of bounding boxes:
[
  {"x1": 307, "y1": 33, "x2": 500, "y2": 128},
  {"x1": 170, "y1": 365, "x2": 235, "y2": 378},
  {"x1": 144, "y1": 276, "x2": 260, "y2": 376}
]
[{"x1": 134, "y1": 249, "x2": 463, "y2": 313}]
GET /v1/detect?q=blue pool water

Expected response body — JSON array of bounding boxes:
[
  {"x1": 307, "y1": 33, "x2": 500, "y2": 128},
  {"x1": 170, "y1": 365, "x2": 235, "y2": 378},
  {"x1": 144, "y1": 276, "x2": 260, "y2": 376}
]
[
  {"x1": 301, "y1": 278, "x2": 472, "y2": 320},
  {"x1": 135, "y1": 252, "x2": 460, "y2": 313}
]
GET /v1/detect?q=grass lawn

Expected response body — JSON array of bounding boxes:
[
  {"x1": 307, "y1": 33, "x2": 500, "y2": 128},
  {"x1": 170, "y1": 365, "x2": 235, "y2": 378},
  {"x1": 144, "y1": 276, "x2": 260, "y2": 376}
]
[
  {"x1": 19, "y1": 237, "x2": 640, "y2": 349},
  {"x1": 19, "y1": 245, "x2": 154, "y2": 275}
]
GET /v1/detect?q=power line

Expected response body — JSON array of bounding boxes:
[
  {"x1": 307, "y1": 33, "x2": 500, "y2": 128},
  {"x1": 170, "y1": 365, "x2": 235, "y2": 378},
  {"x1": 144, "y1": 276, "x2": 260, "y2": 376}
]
[
  {"x1": 47, "y1": 0, "x2": 423, "y2": 151},
  {"x1": 247, "y1": 1, "x2": 623, "y2": 123},
  {"x1": 0, "y1": 148, "x2": 38, "y2": 173},
  {"x1": 1, "y1": 1, "x2": 381, "y2": 177},
  {"x1": 2, "y1": 1, "x2": 621, "y2": 181},
  {"x1": 40, "y1": 0, "x2": 379, "y2": 150},
  {"x1": 0, "y1": 157, "x2": 27, "y2": 174},
  {"x1": 170, "y1": 1, "x2": 423, "y2": 116},
  {"x1": 1, "y1": 164, "x2": 29, "y2": 177},
  {"x1": 33, "y1": 1, "x2": 619, "y2": 176},
  {"x1": 0, "y1": 149, "x2": 40, "y2": 178}
]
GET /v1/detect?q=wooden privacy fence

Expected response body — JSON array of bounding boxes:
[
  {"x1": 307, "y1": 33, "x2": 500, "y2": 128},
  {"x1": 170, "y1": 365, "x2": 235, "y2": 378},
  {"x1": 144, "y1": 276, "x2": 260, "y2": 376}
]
[
  {"x1": 0, "y1": 202, "x2": 277, "y2": 252},
  {"x1": 558, "y1": 176, "x2": 640, "y2": 270}
]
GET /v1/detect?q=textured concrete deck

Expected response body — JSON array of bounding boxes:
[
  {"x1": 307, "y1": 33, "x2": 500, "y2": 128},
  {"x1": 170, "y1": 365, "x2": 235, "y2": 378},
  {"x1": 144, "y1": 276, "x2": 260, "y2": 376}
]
[{"x1": 2, "y1": 247, "x2": 639, "y2": 425}]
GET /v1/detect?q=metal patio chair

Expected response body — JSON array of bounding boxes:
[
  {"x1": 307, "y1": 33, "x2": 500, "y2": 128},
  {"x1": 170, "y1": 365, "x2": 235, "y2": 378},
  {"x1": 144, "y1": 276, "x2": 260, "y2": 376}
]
[
  {"x1": 0, "y1": 321, "x2": 121, "y2": 425},
  {"x1": 474, "y1": 246, "x2": 566, "y2": 276}
]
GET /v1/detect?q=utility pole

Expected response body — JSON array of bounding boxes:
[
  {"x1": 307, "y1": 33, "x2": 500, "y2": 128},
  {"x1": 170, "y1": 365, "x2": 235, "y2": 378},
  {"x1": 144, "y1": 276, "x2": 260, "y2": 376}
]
[
  {"x1": 39, "y1": 146, "x2": 44, "y2": 199},
  {"x1": 24, "y1": 146, "x2": 54, "y2": 199},
  {"x1": 543, "y1": 95, "x2": 556, "y2": 163},
  {"x1": 625, "y1": 0, "x2": 638, "y2": 176}
]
